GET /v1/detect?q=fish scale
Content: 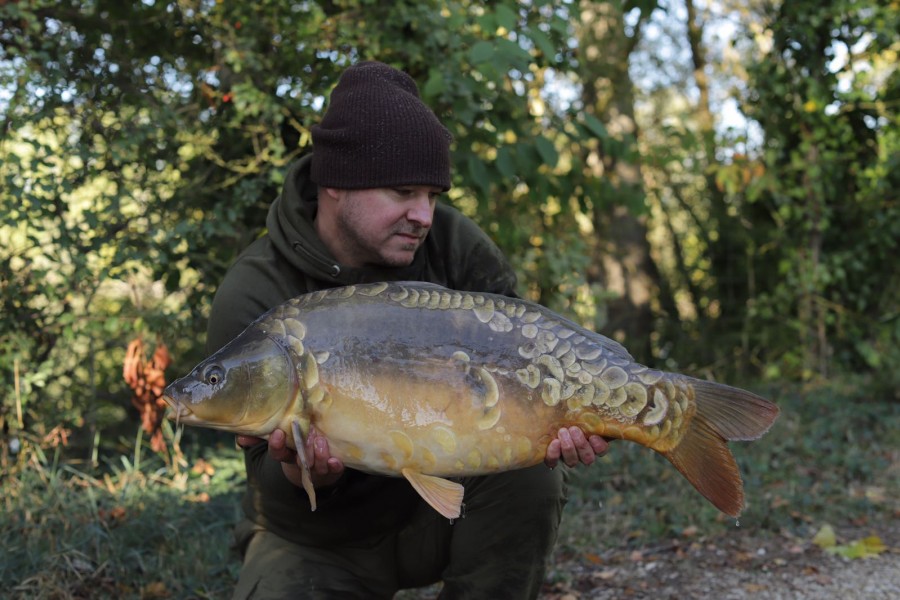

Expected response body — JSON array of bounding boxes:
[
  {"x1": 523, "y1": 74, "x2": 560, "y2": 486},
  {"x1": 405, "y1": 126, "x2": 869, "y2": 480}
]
[{"x1": 163, "y1": 281, "x2": 779, "y2": 520}]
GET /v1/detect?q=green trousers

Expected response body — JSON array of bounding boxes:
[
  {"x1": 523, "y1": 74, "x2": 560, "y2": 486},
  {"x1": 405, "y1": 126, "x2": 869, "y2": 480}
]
[{"x1": 231, "y1": 465, "x2": 567, "y2": 599}]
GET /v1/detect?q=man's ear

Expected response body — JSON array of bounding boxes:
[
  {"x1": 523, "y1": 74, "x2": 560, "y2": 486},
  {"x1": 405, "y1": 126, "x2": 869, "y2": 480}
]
[{"x1": 321, "y1": 187, "x2": 341, "y2": 201}]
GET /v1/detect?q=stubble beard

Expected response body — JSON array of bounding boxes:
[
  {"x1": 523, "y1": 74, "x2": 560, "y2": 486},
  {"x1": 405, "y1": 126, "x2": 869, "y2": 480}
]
[{"x1": 336, "y1": 212, "x2": 428, "y2": 268}]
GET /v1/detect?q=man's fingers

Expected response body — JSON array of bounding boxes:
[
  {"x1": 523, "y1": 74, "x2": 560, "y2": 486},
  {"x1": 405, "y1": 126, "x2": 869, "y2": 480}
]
[
  {"x1": 558, "y1": 427, "x2": 581, "y2": 467},
  {"x1": 544, "y1": 438, "x2": 561, "y2": 468},
  {"x1": 311, "y1": 434, "x2": 331, "y2": 475},
  {"x1": 261, "y1": 429, "x2": 297, "y2": 463},
  {"x1": 236, "y1": 434, "x2": 265, "y2": 449},
  {"x1": 589, "y1": 435, "x2": 610, "y2": 457},
  {"x1": 269, "y1": 428, "x2": 286, "y2": 448}
]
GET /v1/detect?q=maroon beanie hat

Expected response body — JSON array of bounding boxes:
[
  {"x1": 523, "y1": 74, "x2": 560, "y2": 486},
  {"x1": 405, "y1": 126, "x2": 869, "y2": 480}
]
[{"x1": 310, "y1": 61, "x2": 452, "y2": 191}]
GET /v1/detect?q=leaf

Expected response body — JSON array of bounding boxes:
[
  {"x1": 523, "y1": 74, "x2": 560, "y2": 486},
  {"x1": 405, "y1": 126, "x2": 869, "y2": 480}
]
[
  {"x1": 466, "y1": 154, "x2": 491, "y2": 197},
  {"x1": 812, "y1": 523, "x2": 836, "y2": 549},
  {"x1": 423, "y1": 67, "x2": 445, "y2": 98},
  {"x1": 534, "y1": 136, "x2": 558, "y2": 167},
  {"x1": 528, "y1": 29, "x2": 557, "y2": 59},
  {"x1": 496, "y1": 146, "x2": 516, "y2": 180},
  {"x1": 469, "y1": 41, "x2": 493, "y2": 64},
  {"x1": 828, "y1": 536, "x2": 887, "y2": 559},
  {"x1": 141, "y1": 582, "x2": 170, "y2": 599},
  {"x1": 582, "y1": 114, "x2": 608, "y2": 139},
  {"x1": 813, "y1": 525, "x2": 886, "y2": 559},
  {"x1": 495, "y1": 38, "x2": 531, "y2": 72},
  {"x1": 494, "y1": 4, "x2": 517, "y2": 31}
]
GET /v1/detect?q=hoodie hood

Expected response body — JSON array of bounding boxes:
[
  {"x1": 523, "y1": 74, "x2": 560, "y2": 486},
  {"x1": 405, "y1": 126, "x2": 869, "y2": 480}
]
[{"x1": 266, "y1": 155, "x2": 428, "y2": 286}]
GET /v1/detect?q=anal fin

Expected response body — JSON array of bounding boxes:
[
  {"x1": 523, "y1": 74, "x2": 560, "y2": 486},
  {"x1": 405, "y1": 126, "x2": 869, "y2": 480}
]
[{"x1": 401, "y1": 468, "x2": 464, "y2": 520}]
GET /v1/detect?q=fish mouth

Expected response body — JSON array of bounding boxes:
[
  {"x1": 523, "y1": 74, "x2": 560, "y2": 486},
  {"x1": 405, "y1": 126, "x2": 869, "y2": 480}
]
[{"x1": 162, "y1": 395, "x2": 193, "y2": 425}]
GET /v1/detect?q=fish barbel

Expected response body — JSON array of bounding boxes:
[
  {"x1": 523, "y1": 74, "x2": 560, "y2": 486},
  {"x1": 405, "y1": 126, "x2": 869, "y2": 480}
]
[{"x1": 163, "y1": 282, "x2": 778, "y2": 519}]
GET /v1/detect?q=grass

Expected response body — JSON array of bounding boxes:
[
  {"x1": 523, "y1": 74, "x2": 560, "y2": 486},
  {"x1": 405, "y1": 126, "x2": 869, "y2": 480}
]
[
  {"x1": 2, "y1": 379, "x2": 898, "y2": 599},
  {"x1": 1, "y1": 432, "x2": 244, "y2": 599},
  {"x1": 554, "y1": 377, "x2": 900, "y2": 558}
]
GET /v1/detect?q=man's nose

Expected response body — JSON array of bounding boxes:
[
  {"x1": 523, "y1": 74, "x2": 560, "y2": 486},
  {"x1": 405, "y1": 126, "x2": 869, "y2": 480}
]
[{"x1": 407, "y1": 194, "x2": 434, "y2": 228}]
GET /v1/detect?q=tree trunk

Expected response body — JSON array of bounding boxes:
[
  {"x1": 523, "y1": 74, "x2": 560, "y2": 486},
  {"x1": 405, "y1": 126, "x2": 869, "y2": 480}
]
[
  {"x1": 684, "y1": 0, "x2": 752, "y2": 370},
  {"x1": 576, "y1": 1, "x2": 662, "y2": 362}
]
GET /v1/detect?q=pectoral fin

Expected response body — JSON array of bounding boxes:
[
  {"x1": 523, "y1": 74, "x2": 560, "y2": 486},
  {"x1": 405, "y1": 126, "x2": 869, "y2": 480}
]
[
  {"x1": 291, "y1": 419, "x2": 318, "y2": 512},
  {"x1": 401, "y1": 468, "x2": 464, "y2": 520}
]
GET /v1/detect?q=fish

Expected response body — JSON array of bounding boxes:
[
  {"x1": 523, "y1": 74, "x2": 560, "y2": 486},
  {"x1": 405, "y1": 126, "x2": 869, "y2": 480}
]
[{"x1": 163, "y1": 281, "x2": 779, "y2": 520}]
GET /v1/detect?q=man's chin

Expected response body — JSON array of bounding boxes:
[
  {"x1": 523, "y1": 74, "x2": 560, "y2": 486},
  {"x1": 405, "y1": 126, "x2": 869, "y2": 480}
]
[{"x1": 379, "y1": 249, "x2": 417, "y2": 268}]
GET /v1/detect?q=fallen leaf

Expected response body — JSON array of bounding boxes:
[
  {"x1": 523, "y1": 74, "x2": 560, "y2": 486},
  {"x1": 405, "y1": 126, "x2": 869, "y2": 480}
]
[
  {"x1": 592, "y1": 569, "x2": 618, "y2": 581},
  {"x1": 770, "y1": 496, "x2": 790, "y2": 509},
  {"x1": 99, "y1": 506, "x2": 127, "y2": 527},
  {"x1": 191, "y1": 458, "x2": 216, "y2": 476},
  {"x1": 828, "y1": 536, "x2": 886, "y2": 559},
  {"x1": 187, "y1": 492, "x2": 211, "y2": 503},
  {"x1": 812, "y1": 524, "x2": 836, "y2": 549},
  {"x1": 142, "y1": 581, "x2": 170, "y2": 598}
]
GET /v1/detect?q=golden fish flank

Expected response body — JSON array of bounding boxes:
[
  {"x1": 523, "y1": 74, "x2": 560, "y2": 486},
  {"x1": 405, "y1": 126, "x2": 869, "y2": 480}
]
[{"x1": 162, "y1": 281, "x2": 779, "y2": 521}]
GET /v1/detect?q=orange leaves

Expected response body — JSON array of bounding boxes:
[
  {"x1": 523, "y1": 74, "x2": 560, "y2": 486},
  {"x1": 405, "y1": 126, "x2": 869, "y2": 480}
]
[
  {"x1": 98, "y1": 505, "x2": 127, "y2": 528},
  {"x1": 123, "y1": 337, "x2": 171, "y2": 453}
]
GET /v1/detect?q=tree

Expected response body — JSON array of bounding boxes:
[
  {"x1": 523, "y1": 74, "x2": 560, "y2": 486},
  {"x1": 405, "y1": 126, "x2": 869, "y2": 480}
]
[
  {"x1": 0, "y1": 0, "x2": 608, "y2": 455},
  {"x1": 737, "y1": 0, "x2": 900, "y2": 382},
  {"x1": 574, "y1": 0, "x2": 672, "y2": 363}
]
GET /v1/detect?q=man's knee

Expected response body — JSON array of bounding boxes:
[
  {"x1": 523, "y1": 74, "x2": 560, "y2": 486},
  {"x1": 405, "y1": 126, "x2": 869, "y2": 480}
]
[{"x1": 232, "y1": 527, "x2": 397, "y2": 600}]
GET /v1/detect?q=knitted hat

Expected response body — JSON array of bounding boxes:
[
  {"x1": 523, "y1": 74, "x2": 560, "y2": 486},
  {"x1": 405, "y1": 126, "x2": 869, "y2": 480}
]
[{"x1": 311, "y1": 61, "x2": 452, "y2": 191}]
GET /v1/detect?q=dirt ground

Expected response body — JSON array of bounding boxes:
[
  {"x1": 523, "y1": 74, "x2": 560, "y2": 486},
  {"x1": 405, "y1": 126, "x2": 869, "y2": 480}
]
[
  {"x1": 541, "y1": 521, "x2": 900, "y2": 600},
  {"x1": 397, "y1": 521, "x2": 899, "y2": 599}
]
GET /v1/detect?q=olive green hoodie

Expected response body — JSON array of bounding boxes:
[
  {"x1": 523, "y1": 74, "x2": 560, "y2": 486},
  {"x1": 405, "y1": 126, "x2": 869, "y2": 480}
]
[{"x1": 206, "y1": 155, "x2": 518, "y2": 545}]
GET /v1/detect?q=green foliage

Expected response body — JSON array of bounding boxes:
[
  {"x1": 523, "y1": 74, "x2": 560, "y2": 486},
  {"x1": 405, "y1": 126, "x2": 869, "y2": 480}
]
[
  {"x1": 1, "y1": 0, "x2": 607, "y2": 454},
  {"x1": 737, "y1": 0, "x2": 900, "y2": 382}
]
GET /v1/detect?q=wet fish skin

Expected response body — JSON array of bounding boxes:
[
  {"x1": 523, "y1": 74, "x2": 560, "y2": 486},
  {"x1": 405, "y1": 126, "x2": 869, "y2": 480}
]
[{"x1": 163, "y1": 281, "x2": 779, "y2": 519}]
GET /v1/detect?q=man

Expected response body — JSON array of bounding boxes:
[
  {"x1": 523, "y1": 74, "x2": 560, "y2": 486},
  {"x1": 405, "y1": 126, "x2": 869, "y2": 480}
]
[{"x1": 206, "y1": 61, "x2": 609, "y2": 599}]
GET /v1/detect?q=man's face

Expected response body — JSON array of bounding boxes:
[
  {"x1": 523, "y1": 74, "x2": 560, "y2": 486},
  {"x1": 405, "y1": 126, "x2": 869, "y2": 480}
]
[{"x1": 331, "y1": 186, "x2": 440, "y2": 268}]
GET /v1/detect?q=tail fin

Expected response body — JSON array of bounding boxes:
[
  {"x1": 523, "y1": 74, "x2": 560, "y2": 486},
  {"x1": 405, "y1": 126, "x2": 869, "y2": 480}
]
[{"x1": 663, "y1": 380, "x2": 779, "y2": 517}]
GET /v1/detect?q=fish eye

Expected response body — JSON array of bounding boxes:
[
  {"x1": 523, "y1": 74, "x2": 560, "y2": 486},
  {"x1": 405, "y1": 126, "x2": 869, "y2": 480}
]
[{"x1": 203, "y1": 365, "x2": 225, "y2": 386}]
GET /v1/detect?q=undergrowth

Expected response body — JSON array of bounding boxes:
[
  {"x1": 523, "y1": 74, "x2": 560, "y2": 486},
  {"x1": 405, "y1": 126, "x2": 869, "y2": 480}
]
[
  {"x1": 1, "y1": 379, "x2": 897, "y2": 599},
  {"x1": 0, "y1": 430, "x2": 244, "y2": 600}
]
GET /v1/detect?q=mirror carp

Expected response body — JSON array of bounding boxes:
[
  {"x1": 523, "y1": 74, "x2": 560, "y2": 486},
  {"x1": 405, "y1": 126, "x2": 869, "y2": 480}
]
[{"x1": 163, "y1": 282, "x2": 779, "y2": 519}]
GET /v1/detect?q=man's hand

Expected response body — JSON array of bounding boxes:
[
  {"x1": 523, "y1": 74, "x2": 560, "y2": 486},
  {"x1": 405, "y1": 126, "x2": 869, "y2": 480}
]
[
  {"x1": 544, "y1": 426, "x2": 611, "y2": 468},
  {"x1": 237, "y1": 427, "x2": 344, "y2": 489}
]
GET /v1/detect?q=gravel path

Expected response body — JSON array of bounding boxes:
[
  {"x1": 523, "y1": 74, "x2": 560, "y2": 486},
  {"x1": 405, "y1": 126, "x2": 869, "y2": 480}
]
[
  {"x1": 543, "y1": 523, "x2": 900, "y2": 600},
  {"x1": 396, "y1": 523, "x2": 900, "y2": 599}
]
